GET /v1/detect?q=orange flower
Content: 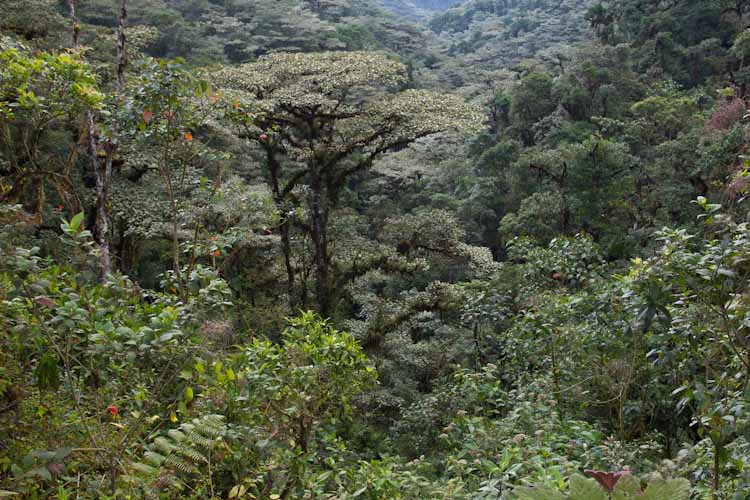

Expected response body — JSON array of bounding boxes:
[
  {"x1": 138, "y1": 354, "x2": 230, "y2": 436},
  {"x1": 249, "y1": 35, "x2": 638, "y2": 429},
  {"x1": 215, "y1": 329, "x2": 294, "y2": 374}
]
[
  {"x1": 184, "y1": 132, "x2": 193, "y2": 142},
  {"x1": 233, "y1": 100, "x2": 240, "y2": 110},
  {"x1": 211, "y1": 249, "x2": 221, "y2": 257}
]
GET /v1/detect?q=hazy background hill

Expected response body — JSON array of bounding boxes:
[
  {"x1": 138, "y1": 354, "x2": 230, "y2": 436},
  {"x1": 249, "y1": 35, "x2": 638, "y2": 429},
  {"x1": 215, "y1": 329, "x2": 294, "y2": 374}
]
[
  {"x1": 376, "y1": 0, "x2": 465, "y2": 19},
  {"x1": 1, "y1": 0, "x2": 596, "y2": 92},
  {"x1": 430, "y1": 0, "x2": 596, "y2": 70}
]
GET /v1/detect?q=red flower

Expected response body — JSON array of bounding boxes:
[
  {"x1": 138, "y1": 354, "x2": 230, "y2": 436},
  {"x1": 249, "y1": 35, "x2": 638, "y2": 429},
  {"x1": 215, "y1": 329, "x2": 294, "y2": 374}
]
[
  {"x1": 143, "y1": 109, "x2": 153, "y2": 123},
  {"x1": 584, "y1": 469, "x2": 630, "y2": 493},
  {"x1": 107, "y1": 404, "x2": 119, "y2": 417}
]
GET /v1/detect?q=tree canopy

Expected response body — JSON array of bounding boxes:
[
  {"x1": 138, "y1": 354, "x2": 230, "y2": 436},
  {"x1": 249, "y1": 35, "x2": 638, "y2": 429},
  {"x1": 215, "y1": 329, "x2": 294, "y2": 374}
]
[{"x1": 5, "y1": 0, "x2": 750, "y2": 498}]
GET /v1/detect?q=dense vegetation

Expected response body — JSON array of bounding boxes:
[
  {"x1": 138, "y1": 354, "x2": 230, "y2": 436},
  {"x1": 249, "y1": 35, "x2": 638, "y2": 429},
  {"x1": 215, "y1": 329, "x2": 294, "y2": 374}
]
[{"x1": 3, "y1": 0, "x2": 750, "y2": 498}]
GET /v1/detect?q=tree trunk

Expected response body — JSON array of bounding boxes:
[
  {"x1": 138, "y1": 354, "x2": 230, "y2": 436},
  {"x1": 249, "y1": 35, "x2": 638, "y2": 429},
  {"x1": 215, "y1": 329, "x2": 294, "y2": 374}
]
[
  {"x1": 64, "y1": 0, "x2": 81, "y2": 49},
  {"x1": 310, "y1": 170, "x2": 330, "y2": 317},
  {"x1": 94, "y1": 138, "x2": 112, "y2": 278},
  {"x1": 67, "y1": 0, "x2": 111, "y2": 276},
  {"x1": 264, "y1": 144, "x2": 296, "y2": 308},
  {"x1": 68, "y1": 0, "x2": 128, "y2": 280},
  {"x1": 713, "y1": 440, "x2": 721, "y2": 493},
  {"x1": 279, "y1": 220, "x2": 296, "y2": 306},
  {"x1": 115, "y1": 0, "x2": 128, "y2": 94},
  {"x1": 93, "y1": 0, "x2": 127, "y2": 280},
  {"x1": 160, "y1": 149, "x2": 185, "y2": 299}
]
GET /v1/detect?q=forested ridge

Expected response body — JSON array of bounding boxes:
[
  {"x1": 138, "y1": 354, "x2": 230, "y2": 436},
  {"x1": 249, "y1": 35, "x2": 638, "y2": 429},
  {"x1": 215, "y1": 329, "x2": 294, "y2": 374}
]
[{"x1": 2, "y1": 0, "x2": 750, "y2": 498}]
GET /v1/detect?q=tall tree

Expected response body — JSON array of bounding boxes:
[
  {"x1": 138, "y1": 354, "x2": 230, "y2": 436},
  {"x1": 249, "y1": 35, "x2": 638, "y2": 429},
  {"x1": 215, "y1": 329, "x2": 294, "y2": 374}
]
[
  {"x1": 218, "y1": 51, "x2": 480, "y2": 316},
  {"x1": 0, "y1": 45, "x2": 100, "y2": 215},
  {"x1": 96, "y1": 0, "x2": 128, "y2": 279},
  {"x1": 65, "y1": 0, "x2": 128, "y2": 279}
]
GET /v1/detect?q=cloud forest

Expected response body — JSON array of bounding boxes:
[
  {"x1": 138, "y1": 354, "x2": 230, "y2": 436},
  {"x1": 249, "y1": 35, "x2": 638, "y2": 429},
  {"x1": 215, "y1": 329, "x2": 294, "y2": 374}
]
[{"x1": 2, "y1": 0, "x2": 750, "y2": 498}]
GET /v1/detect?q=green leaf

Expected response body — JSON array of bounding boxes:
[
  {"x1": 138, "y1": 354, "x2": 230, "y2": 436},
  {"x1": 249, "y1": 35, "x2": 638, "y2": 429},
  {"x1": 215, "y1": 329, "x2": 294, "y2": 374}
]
[
  {"x1": 229, "y1": 485, "x2": 247, "y2": 498},
  {"x1": 53, "y1": 447, "x2": 73, "y2": 461},
  {"x1": 24, "y1": 467, "x2": 52, "y2": 481},
  {"x1": 158, "y1": 331, "x2": 176, "y2": 343},
  {"x1": 33, "y1": 352, "x2": 60, "y2": 391},
  {"x1": 639, "y1": 478, "x2": 690, "y2": 500},
  {"x1": 69, "y1": 212, "x2": 84, "y2": 232},
  {"x1": 513, "y1": 485, "x2": 566, "y2": 500}
]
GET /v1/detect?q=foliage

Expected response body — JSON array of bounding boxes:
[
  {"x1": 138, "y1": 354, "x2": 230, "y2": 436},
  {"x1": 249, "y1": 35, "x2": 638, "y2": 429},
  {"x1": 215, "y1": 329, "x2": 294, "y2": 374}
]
[
  {"x1": 6, "y1": 0, "x2": 750, "y2": 498},
  {"x1": 514, "y1": 474, "x2": 691, "y2": 500},
  {"x1": 129, "y1": 414, "x2": 231, "y2": 498},
  {"x1": 217, "y1": 50, "x2": 481, "y2": 315},
  {"x1": 0, "y1": 48, "x2": 102, "y2": 213}
]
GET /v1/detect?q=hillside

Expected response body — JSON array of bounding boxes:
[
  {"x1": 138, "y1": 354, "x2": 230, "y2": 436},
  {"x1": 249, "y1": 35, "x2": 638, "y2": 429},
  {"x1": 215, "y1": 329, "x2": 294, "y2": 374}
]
[
  {"x1": 0, "y1": 0, "x2": 439, "y2": 64},
  {"x1": 4, "y1": 0, "x2": 750, "y2": 499},
  {"x1": 430, "y1": 0, "x2": 596, "y2": 72},
  {"x1": 376, "y1": 0, "x2": 464, "y2": 20}
]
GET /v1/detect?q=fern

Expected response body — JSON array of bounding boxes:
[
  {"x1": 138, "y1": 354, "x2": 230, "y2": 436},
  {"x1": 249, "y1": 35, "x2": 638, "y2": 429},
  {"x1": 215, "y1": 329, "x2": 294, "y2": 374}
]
[
  {"x1": 130, "y1": 414, "x2": 229, "y2": 499},
  {"x1": 514, "y1": 474, "x2": 691, "y2": 500}
]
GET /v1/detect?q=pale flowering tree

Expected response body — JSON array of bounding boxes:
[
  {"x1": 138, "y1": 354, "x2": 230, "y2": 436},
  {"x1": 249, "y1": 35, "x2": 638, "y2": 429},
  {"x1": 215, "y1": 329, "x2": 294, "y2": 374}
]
[{"x1": 216, "y1": 51, "x2": 482, "y2": 315}]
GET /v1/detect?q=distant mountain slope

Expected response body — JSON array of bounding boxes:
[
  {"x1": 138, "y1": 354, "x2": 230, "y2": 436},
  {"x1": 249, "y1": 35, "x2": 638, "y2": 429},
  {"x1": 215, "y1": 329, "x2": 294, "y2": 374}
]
[
  {"x1": 53, "y1": 0, "x2": 441, "y2": 65},
  {"x1": 376, "y1": 0, "x2": 465, "y2": 20},
  {"x1": 3, "y1": 0, "x2": 594, "y2": 99},
  {"x1": 429, "y1": 0, "x2": 596, "y2": 71}
]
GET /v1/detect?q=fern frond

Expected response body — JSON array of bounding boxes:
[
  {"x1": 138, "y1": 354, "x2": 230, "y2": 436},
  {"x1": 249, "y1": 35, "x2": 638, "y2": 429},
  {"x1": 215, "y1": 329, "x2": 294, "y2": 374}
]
[
  {"x1": 164, "y1": 453, "x2": 198, "y2": 474},
  {"x1": 184, "y1": 428, "x2": 215, "y2": 449},
  {"x1": 195, "y1": 415, "x2": 227, "y2": 437},
  {"x1": 131, "y1": 412, "x2": 231, "y2": 496},
  {"x1": 174, "y1": 442, "x2": 208, "y2": 464}
]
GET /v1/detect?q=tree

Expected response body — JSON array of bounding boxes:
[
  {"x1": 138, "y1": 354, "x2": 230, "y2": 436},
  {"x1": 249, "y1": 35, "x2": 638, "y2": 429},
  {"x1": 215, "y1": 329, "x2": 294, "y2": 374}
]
[
  {"x1": 0, "y1": 48, "x2": 101, "y2": 215},
  {"x1": 116, "y1": 58, "x2": 216, "y2": 299},
  {"x1": 64, "y1": 0, "x2": 129, "y2": 279},
  {"x1": 585, "y1": 3, "x2": 614, "y2": 42},
  {"x1": 0, "y1": 0, "x2": 66, "y2": 48},
  {"x1": 218, "y1": 51, "x2": 480, "y2": 316},
  {"x1": 509, "y1": 71, "x2": 556, "y2": 146},
  {"x1": 241, "y1": 312, "x2": 376, "y2": 498}
]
